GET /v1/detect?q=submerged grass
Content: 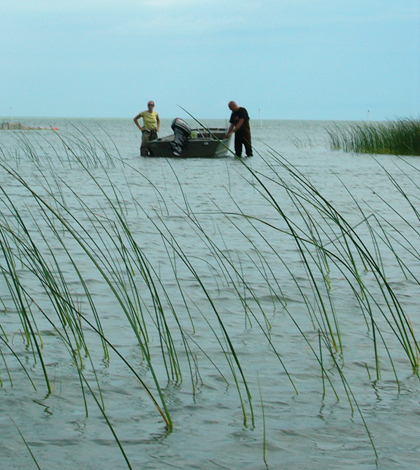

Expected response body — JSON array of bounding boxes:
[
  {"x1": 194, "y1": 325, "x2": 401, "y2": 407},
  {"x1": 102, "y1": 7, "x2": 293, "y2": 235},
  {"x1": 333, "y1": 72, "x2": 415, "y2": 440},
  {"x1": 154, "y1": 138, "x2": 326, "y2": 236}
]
[
  {"x1": 0, "y1": 125, "x2": 419, "y2": 467},
  {"x1": 327, "y1": 117, "x2": 420, "y2": 156}
]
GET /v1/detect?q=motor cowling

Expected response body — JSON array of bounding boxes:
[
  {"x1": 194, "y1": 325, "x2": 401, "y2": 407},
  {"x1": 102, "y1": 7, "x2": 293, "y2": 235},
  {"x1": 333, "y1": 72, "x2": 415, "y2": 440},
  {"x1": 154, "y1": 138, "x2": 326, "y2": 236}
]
[{"x1": 170, "y1": 118, "x2": 191, "y2": 156}]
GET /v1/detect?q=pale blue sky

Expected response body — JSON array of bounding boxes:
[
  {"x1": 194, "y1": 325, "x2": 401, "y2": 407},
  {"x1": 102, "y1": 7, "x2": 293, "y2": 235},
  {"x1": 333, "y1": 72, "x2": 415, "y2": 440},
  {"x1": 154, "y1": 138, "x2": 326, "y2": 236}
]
[{"x1": 1, "y1": 0, "x2": 419, "y2": 120}]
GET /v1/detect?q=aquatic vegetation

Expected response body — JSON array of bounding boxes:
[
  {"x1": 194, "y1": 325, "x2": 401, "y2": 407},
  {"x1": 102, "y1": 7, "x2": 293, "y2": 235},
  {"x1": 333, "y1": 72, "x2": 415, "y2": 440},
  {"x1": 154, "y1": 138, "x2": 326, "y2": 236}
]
[
  {"x1": 327, "y1": 117, "x2": 420, "y2": 156},
  {"x1": 0, "y1": 126, "x2": 419, "y2": 468}
]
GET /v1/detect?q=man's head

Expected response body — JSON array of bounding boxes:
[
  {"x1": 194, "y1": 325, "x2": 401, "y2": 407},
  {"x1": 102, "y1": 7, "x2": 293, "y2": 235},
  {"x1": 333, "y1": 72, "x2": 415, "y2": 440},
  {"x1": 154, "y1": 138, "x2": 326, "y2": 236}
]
[{"x1": 228, "y1": 101, "x2": 239, "y2": 112}]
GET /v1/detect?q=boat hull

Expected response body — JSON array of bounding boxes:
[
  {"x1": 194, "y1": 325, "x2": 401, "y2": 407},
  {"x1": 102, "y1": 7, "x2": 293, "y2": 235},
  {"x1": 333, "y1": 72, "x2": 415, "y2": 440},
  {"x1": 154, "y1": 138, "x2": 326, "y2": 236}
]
[{"x1": 147, "y1": 128, "x2": 231, "y2": 158}]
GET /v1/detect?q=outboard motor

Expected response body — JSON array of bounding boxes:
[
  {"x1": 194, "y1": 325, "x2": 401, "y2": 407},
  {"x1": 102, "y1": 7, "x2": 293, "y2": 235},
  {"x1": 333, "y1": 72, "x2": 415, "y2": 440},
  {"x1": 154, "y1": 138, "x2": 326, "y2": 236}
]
[{"x1": 170, "y1": 118, "x2": 191, "y2": 156}]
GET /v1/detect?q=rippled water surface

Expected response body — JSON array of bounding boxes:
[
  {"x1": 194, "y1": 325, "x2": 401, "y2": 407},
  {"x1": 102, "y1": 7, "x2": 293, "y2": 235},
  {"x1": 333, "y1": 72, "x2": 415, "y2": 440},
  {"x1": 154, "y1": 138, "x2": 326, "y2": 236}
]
[{"x1": 1, "y1": 117, "x2": 419, "y2": 469}]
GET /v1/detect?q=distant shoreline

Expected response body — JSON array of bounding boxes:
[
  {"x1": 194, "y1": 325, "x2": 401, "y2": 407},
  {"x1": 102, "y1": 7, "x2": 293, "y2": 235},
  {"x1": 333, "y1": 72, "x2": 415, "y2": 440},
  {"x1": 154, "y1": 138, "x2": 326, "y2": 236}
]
[{"x1": 1, "y1": 121, "x2": 56, "y2": 130}]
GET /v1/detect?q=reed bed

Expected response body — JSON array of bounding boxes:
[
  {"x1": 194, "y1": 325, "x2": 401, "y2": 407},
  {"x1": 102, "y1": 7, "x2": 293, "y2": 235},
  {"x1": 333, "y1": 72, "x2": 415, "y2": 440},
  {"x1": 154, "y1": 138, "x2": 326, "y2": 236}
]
[
  {"x1": 0, "y1": 127, "x2": 419, "y2": 468},
  {"x1": 327, "y1": 117, "x2": 420, "y2": 156}
]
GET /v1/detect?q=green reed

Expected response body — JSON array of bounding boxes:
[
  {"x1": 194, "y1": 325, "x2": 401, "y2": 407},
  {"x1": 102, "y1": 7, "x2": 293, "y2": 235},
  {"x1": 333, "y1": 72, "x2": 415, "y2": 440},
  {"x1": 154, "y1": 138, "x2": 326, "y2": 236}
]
[
  {"x1": 252, "y1": 149, "x2": 419, "y2": 374},
  {"x1": 1, "y1": 126, "x2": 420, "y2": 466},
  {"x1": 327, "y1": 117, "x2": 420, "y2": 156}
]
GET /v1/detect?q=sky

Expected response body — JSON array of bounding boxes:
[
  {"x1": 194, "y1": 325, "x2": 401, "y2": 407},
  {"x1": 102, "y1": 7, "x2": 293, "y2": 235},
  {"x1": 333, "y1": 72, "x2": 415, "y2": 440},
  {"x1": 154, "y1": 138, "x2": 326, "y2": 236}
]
[{"x1": 1, "y1": 0, "x2": 419, "y2": 121}]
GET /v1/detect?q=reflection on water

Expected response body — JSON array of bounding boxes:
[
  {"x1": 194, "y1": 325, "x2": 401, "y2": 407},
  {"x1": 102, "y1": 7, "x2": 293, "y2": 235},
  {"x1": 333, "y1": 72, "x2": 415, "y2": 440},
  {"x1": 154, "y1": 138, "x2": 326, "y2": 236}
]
[{"x1": 0, "y1": 117, "x2": 420, "y2": 469}]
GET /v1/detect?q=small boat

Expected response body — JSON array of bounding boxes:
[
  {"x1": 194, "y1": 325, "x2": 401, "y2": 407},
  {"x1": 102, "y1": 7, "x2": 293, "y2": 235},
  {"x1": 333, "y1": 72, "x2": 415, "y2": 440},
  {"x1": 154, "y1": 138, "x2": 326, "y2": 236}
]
[{"x1": 147, "y1": 118, "x2": 232, "y2": 158}]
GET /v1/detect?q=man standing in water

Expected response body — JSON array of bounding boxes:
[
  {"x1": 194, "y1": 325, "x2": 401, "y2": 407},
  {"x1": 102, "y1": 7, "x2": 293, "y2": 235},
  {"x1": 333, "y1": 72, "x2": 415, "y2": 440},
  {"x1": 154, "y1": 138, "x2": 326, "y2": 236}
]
[
  {"x1": 133, "y1": 101, "x2": 161, "y2": 156},
  {"x1": 225, "y1": 101, "x2": 253, "y2": 157}
]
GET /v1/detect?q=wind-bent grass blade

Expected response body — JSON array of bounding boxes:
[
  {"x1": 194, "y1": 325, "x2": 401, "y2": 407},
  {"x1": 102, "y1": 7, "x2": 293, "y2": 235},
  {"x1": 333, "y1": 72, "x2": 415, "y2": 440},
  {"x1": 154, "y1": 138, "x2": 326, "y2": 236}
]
[{"x1": 10, "y1": 418, "x2": 42, "y2": 470}]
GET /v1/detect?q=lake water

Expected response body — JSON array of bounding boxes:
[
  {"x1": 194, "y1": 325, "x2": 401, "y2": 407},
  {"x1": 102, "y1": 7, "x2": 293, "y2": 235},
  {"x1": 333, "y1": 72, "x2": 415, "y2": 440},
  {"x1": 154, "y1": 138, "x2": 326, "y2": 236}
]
[{"x1": 0, "y1": 117, "x2": 419, "y2": 469}]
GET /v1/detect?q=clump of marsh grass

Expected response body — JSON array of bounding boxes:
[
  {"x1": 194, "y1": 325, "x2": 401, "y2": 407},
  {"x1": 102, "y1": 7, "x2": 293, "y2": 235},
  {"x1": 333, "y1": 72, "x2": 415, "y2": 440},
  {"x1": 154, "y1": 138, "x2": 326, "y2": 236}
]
[
  {"x1": 238, "y1": 149, "x2": 420, "y2": 376},
  {"x1": 0, "y1": 128, "x2": 258, "y2": 465},
  {"x1": 1, "y1": 125, "x2": 420, "y2": 466},
  {"x1": 327, "y1": 117, "x2": 420, "y2": 156}
]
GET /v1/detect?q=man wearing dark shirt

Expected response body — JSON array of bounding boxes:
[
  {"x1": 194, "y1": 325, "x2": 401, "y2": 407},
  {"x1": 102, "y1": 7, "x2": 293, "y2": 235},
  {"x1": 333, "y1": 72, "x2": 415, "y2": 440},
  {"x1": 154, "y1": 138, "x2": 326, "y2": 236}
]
[{"x1": 225, "y1": 101, "x2": 253, "y2": 157}]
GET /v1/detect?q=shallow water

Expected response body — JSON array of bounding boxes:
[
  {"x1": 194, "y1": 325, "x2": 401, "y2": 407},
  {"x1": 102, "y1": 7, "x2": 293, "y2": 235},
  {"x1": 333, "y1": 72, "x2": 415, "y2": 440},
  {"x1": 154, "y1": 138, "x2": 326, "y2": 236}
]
[{"x1": 0, "y1": 117, "x2": 420, "y2": 469}]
